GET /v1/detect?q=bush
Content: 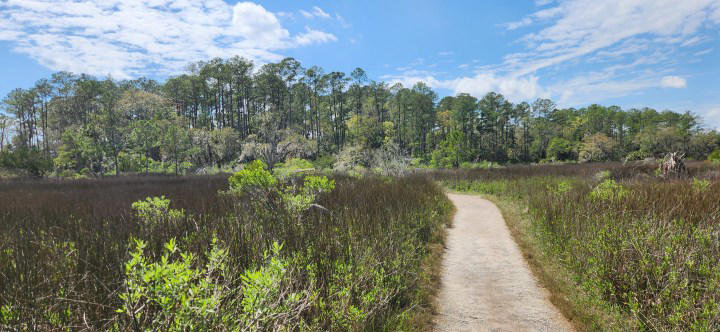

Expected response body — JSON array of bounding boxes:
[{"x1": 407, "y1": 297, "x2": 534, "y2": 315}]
[
  {"x1": 227, "y1": 160, "x2": 277, "y2": 193},
  {"x1": 273, "y1": 158, "x2": 315, "y2": 178},
  {"x1": 131, "y1": 196, "x2": 185, "y2": 225},
  {"x1": 459, "y1": 161, "x2": 498, "y2": 170},
  {"x1": 708, "y1": 149, "x2": 720, "y2": 163},
  {"x1": 118, "y1": 238, "x2": 312, "y2": 331},
  {"x1": 589, "y1": 179, "x2": 629, "y2": 201},
  {"x1": 692, "y1": 178, "x2": 711, "y2": 193},
  {"x1": 624, "y1": 150, "x2": 649, "y2": 162},
  {"x1": 118, "y1": 237, "x2": 230, "y2": 330}
]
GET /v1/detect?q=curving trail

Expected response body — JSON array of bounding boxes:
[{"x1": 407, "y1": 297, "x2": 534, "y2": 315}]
[{"x1": 433, "y1": 193, "x2": 573, "y2": 332}]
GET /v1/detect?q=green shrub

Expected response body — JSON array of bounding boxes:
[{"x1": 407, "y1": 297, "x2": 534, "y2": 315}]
[
  {"x1": 312, "y1": 155, "x2": 336, "y2": 170},
  {"x1": 459, "y1": 161, "x2": 498, "y2": 169},
  {"x1": 131, "y1": 196, "x2": 185, "y2": 225},
  {"x1": 237, "y1": 242, "x2": 313, "y2": 330},
  {"x1": 302, "y1": 175, "x2": 336, "y2": 194},
  {"x1": 692, "y1": 178, "x2": 711, "y2": 193},
  {"x1": 708, "y1": 149, "x2": 720, "y2": 163},
  {"x1": 273, "y1": 158, "x2": 315, "y2": 178},
  {"x1": 625, "y1": 150, "x2": 649, "y2": 161},
  {"x1": 117, "y1": 237, "x2": 229, "y2": 330},
  {"x1": 594, "y1": 170, "x2": 611, "y2": 181},
  {"x1": 228, "y1": 160, "x2": 277, "y2": 193},
  {"x1": 548, "y1": 180, "x2": 572, "y2": 195},
  {"x1": 589, "y1": 179, "x2": 629, "y2": 201}
]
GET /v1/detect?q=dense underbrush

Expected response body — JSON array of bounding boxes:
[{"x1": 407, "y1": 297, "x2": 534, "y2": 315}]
[
  {"x1": 0, "y1": 170, "x2": 452, "y2": 331},
  {"x1": 439, "y1": 162, "x2": 720, "y2": 330}
]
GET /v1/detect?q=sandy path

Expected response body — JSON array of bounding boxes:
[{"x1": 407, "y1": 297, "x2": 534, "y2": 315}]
[{"x1": 433, "y1": 193, "x2": 573, "y2": 332}]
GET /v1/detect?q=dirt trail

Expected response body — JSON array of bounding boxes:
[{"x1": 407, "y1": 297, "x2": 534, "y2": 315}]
[{"x1": 433, "y1": 193, "x2": 573, "y2": 332}]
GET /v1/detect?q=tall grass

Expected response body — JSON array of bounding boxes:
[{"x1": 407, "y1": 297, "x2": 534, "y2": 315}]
[
  {"x1": 439, "y1": 162, "x2": 720, "y2": 330},
  {"x1": 0, "y1": 174, "x2": 452, "y2": 330}
]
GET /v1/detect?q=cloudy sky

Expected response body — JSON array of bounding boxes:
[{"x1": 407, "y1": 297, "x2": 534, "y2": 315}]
[{"x1": 1, "y1": 0, "x2": 720, "y2": 126}]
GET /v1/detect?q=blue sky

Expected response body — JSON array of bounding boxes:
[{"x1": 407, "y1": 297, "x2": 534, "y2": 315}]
[{"x1": 1, "y1": 0, "x2": 720, "y2": 127}]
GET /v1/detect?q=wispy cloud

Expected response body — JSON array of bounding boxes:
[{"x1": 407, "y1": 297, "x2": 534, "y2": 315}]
[
  {"x1": 335, "y1": 14, "x2": 351, "y2": 28},
  {"x1": 300, "y1": 6, "x2": 331, "y2": 19},
  {"x1": 390, "y1": 0, "x2": 719, "y2": 104},
  {"x1": 0, "y1": 0, "x2": 337, "y2": 78},
  {"x1": 694, "y1": 48, "x2": 714, "y2": 56}
]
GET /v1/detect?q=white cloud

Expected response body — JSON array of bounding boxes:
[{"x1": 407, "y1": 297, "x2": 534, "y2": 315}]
[
  {"x1": 311, "y1": 6, "x2": 331, "y2": 19},
  {"x1": 694, "y1": 48, "x2": 714, "y2": 56},
  {"x1": 389, "y1": 0, "x2": 718, "y2": 105},
  {"x1": 294, "y1": 27, "x2": 337, "y2": 46},
  {"x1": 438, "y1": 51, "x2": 453, "y2": 56},
  {"x1": 382, "y1": 70, "x2": 547, "y2": 102},
  {"x1": 445, "y1": 74, "x2": 546, "y2": 102},
  {"x1": 695, "y1": 104, "x2": 720, "y2": 129},
  {"x1": 335, "y1": 14, "x2": 351, "y2": 28},
  {"x1": 300, "y1": 10, "x2": 313, "y2": 19},
  {"x1": 300, "y1": 6, "x2": 331, "y2": 19},
  {"x1": 504, "y1": 0, "x2": 720, "y2": 76},
  {"x1": 0, "y1": 0, "x2": 337, "y2": 78},
  {"x1": 713, "y1": 3, "x2": 720, "y2": 22},
  {"x1": 504, "y1": 17, "x2": 532, "y2": 30},
  {"x1": 661, "y1": 76, "x2": 688, "y2": 88}
]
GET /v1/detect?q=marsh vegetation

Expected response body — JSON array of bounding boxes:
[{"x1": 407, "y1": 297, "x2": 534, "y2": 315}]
[
  {"x1": 0, "y1": 171, "x2": 451, "y2": 330},
  {"x1": 439, "y1": 161, "x2": 720, "y2": 330}
]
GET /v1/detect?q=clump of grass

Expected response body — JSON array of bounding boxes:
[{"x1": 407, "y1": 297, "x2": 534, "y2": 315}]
[
  {"x1": 440, "y1": 162, "x2": 720, "y2": 331},
  {"x1": 0, "y1": 173, "x2": 452, "y2": 330}
]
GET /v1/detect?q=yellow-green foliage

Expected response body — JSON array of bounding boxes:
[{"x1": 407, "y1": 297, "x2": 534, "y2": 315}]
[
  {"x1": 226, "y1": 161, "x2": 335, "y2": 217},
  {"x1": 228, "y1": 160, "x2": 277, "y2": 192},
  {"x1": 131, "y1": 196, "x2": 185, "y2": 224},
  {"x1": 118, "y1": 238, "x2": 312, "y2": 331},
  {"x1": 118, "y1": 237, "x2": 228, "y2": 330},
  {"x1": 692, "y1": 178, "x2": 711, "y2": 193},
  {"x1": 273, "y1": 158, "x2": 315, "y2": 178},
  {"x1": 589, "y1": 179, "x2": 629, "y2": 201},
  {"x1": 708, "y1": 149, "x2": 720, "y2": 163},
  {"x1": 303, "y1": 175, "x2": 335, "y2": 194}
]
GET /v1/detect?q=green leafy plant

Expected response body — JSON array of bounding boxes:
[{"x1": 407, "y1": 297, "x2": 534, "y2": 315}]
[
  {"x1": 590, "y1": 179, "x2": 629, "y2": 201},
  {"x1": 692, "y1": 178, "x2": 711, "y2": 193},
  {"x1": 281, "y1": 175, "x2": 335, "y2": 217},
  {"x1": 117, "y1": 237, "x2": 230, "y2": 330},
  {"x1": 226, "y1": 160, "x2": 335, "y2": 218},
  {"x1": 0, "y1": 304, "x2": 15, "y2": 327},
  {"x1": 228, "y1": 160, "x2": 277, "y2": 193},
  {"x1": 131, "y1": 196, "x2": 185, "y2": 225},
  {"x1": 238, "y1": 242, "x2": 314, "y2": 330},
  {"x1": 117, "y1": 238, "x2": 313, "y2": 331},
  {"x1": 594, "y1": 170, "x2": 611, "y2": 181},
  {"x1": 273, "y1": 158, "x2": 315, "y2": 178},
  {"x1": 548, "y1": 180, "x2": 572, "y2": 195},
  {"x1": 709, "y1": 150, "x2": 720, "y2": 163}
]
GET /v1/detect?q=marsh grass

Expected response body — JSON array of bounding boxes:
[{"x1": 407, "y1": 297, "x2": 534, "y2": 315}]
[{"x1": 0, "y1": 174, "x2": 452, "y2": 330}]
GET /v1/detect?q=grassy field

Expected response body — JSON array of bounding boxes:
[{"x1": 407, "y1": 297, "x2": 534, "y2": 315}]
[
  {"x1": 437, "y1": 161, "x2": 720, "y2": 331},
  {"x1": 0, "y1": 173, "x2": 452, "y2": 331}
]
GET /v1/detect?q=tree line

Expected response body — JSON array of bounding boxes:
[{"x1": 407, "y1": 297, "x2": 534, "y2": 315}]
[{"x1": 1, "y1": 56, "x2": 717, "y2": 176}]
